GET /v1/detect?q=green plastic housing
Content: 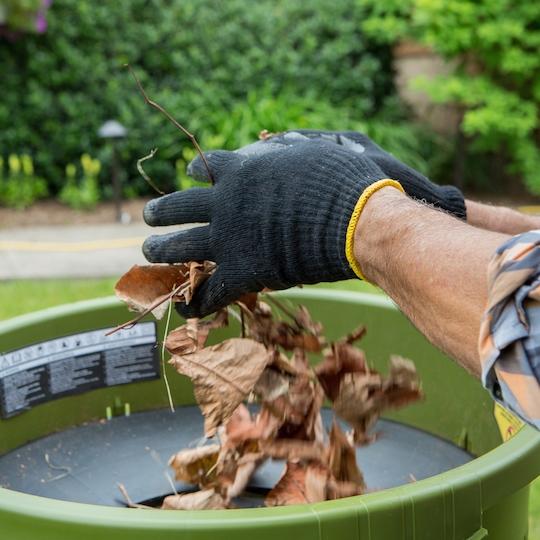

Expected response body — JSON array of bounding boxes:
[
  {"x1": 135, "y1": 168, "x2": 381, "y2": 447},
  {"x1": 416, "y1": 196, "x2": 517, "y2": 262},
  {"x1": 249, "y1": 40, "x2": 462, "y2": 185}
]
[{"x1": 0, "y1": 289, "x2": 538, "y2": 540}]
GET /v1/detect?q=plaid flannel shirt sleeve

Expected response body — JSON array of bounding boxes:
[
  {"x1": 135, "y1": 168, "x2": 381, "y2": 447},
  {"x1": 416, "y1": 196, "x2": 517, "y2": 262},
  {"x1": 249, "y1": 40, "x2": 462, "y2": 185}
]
[{"x1": 479, "y1": 230, "x2": 540, "y2": 429}]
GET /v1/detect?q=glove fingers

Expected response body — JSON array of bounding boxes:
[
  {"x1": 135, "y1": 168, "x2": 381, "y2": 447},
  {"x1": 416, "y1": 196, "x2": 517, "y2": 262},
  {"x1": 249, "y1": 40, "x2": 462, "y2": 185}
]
[
  {"x1": 142, "y1": 225, "x2": 212, "y2": 264},
  {"x1": 187, "y1": 150, "x2": 243, "y2": 183},
  {"x1": 144, "y1": 188, "x2": 212, "y2": 227},
  {"x1": 177, "y1": 266, "x2": 243, "y2": 319}
]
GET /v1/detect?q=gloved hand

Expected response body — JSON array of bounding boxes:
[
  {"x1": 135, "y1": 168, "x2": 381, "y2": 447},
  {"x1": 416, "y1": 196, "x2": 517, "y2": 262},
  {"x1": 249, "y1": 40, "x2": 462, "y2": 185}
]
[
  {"x1": 232, "y1": 129, "x2": 466, "y2": 220},
  {"x1": 143, "y1": 138, "x2": 403, "y2": 317}
]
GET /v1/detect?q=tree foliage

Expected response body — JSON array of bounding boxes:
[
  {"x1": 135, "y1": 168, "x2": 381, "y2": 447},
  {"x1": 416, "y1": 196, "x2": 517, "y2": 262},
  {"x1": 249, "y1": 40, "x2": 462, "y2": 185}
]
[
  {"x1": 362, "y1": 0, "x2": 540, "y2": 194},
  {"x1": 0, "y1": 0, "x2": 397, "y2": 196}
]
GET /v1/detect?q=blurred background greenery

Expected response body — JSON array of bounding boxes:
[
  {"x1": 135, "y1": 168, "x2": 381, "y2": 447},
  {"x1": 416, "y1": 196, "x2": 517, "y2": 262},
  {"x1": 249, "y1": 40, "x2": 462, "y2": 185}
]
[{"x1": 1, "y1": 0, "x2": 538, "y2": 210}]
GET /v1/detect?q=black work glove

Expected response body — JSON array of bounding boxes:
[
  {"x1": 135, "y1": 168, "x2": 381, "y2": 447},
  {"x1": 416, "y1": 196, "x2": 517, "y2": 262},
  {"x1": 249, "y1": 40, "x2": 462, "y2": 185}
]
[
  {"x1": 143, "y1": 139, "x2": 404, "y2": 318},
  {"x1": 235, "y1": 129, "x2": 466, "y2": 220}
]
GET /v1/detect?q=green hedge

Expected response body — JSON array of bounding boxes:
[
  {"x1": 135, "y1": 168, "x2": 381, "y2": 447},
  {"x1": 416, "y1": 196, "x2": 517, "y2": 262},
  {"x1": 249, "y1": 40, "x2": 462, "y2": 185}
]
[{"x1": 0, "y1": 0, "x2": 397, "y2": 196}]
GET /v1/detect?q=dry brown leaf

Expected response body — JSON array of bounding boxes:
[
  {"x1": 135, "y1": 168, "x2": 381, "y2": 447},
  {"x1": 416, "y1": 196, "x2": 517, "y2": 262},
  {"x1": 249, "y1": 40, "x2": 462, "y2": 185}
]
[
  {"x1": 185, "y1": 261, "x2": 217, "y2": 305},
  {"x1": 327, "y1": 479, "x2": 364, "y2": 499},
  {"x1": 294, "y1": 306, "x2": 324, "y2": 337},
  {"x1": 333, "y1": 371, "x2": 383, "y2": 443},
  {"x1": 168, "y1": 444, "x2": 220, "y2": 486},
  {"x1": 260, "y1": 439, "x2": 326, "y2": 462},
  {"x1": 235, "y1": 292, "x2": 259, "y2": 312},
  {"x1": 114, "y1": 261, "x2": 215, "y2": 320},
  {"x1": 161, "y1": 489, "x2": 227, "y2": 510},
  {"x1": 343, "y1": 325, "x2": 367, "y2": 344},
  {"x1": 221, "y1": 405, "x2": 282, "y2": 450},
  {"x1": 265, "y1": 462, "x2": 328, "y2": 506},
  {"x1": 115, "y1": 264, "x2": 190, "y2": 319},
  {"x1": 170, "y1": 338, "x2": 271, "y2": 436},
  {"x1": 383, "y1": 356, "x2": 423, "y2": 408},
  {"x1": 291, "y1": 348, "x2": 310, "y2": 372},
  {"x1": 261, "y1": 371, "x2": 324, "y2": 443},
  {"x1": 266, "y1": 374, "x2": 314, "y2": 426},
  {"x1": 327, "y1": 421, "x2": 365, "y2": 495},
  {"x1": 243, "y1": 301, "x2": 324, "y2": 352},
  {"x1": 315, "y1": 342, "x2": 369, "y2": 401},
  {"x1": 272, "y1": 322, "x2": 324, "y2": 352},
  {"x1": 332, "y1": 357, "x2": 422, "y2": 444},
  {"x1": 165, "y1": 310, "x2": 228, "y2": 355},
  {"x1": 212, "y1": 405, "x2": 270, "y2": 500},
  {"x1": 226, "y1": 460, "x2": 260, "y2": 499},
  {"x1": 304, "y1": 463, "x2": 329, "y2": 503},
  {"x1": 253, "y1": 368, "x2": 291, "y2": 401},
  {"x1": 269, "y1": 350, "x2": 302, "y2": 376}
]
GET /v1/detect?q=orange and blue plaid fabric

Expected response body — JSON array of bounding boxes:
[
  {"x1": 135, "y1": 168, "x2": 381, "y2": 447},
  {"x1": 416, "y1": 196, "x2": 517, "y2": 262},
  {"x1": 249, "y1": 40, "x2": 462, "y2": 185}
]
[{"x1": 479, "y1": 230, "x2": 540, "y2": 429}]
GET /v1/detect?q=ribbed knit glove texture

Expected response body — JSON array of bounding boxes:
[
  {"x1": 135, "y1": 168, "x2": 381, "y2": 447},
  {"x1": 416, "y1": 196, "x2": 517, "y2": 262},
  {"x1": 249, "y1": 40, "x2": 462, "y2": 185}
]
[
  {"x1": 143, "y1": 139, "x2": 400, "y2": 317},
  {"x1": 235, "y1": 130, "x2": 466, "y2": 220}
]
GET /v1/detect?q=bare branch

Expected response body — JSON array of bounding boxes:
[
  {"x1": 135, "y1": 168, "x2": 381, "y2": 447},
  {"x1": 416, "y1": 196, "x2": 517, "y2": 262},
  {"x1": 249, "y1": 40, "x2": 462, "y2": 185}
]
[
  {"x1": 125, "y1": 64, "x2": 214, "y2": 184},
  {"x1": 137, "y1": 148, "x2": 165, "y2": 195}
]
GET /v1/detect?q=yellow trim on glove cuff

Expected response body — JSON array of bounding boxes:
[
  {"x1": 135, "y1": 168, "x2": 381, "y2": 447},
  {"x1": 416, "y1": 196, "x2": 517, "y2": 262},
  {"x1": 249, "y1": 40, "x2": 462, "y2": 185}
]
[{"x1": 345, "y1": 179, "x2": 405, "y2": 280}]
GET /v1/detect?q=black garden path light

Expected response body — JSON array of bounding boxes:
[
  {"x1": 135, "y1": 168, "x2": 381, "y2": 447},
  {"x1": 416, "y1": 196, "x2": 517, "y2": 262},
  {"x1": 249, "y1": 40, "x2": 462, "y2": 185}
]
[{"x1": 98, "y1": 120, "x2": 129, "y2": 223}]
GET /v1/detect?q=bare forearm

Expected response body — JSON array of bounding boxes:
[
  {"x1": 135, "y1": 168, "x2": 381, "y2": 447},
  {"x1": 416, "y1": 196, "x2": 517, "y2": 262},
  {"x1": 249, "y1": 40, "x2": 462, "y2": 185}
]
[
  {"x1": 355, "y1": 189, "x2": 508, "y2": 377},
  {"x1": 466, "y1": 199, "x2": 540, "y2": 235}
]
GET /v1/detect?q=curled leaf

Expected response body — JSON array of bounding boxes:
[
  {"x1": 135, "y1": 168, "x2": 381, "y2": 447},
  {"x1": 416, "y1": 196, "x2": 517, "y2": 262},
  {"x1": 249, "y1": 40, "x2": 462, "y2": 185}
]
[
  {"x1": 327, "y1": 421, "x2": 365, "y2": 495},
  {"x1": 168, "y1": 444, "x2": 220, "y2": 486},
  {"x1": 254, "y1": 368, "x2": 291, "y2": 401},
  {"x1": 114, "y1": 261, "x2": 215, "y2": 320},
  {"x1": 115, "y1": 264, "x2": 190, "y2": 319},
  {"x1": 165, "y1": 310, "x2": 228, "y2": 355},
  {"x1": 265, "y1": 462, "x2": 328, "y2": 506},
  {"x1": 315, "y1": 342, "x2": 368, "y2": 401},
  {"x1": 333, "y1": 371, "x2": 383, "y2": 443},
  {"x1": 161, "y1": 489, "x2": 227, "y2": 510},
  {"x1": 170, "y1": 338, "x2": 271, "y2": 436},
  {"x1": 383, "y1": 356, "x2": 423, "y2": 407}
]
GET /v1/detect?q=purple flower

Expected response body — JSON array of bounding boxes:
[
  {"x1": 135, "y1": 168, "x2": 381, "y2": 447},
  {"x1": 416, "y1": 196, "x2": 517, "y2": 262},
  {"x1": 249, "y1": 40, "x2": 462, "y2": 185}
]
[
  {"x1": 34, "y1": 1, "x2": 52, "y2": 34},
  {"x1": 35, "y1": 13, "x2": 47, "y2": 33}
]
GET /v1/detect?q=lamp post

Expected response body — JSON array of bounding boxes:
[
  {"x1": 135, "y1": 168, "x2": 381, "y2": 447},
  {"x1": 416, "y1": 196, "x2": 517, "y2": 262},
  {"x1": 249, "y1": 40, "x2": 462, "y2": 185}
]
[{"x1": 98, "y1": 120, "x2": 128, "y2": 223}]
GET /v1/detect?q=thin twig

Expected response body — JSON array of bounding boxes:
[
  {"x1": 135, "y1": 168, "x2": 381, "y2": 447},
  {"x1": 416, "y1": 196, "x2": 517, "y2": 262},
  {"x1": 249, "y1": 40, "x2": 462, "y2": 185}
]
[
  {"x1": 137, "y1": 148, "x2": 165, "y2": 195},
  {"x1": 161, "y1": 295, "x2": 176, "y2": 413},
  {"x1": 125, "y1": 64, "x2": 214, "y2": 184},
  {"x1": 264, "y1": 294, "x2": 298, "y2": 322},
  {"x1": 106, "y1": 282, "x2": 188, "y2": 336},
  {"x1": 147, "y1": 448, "x2": 178, "y2": 495},
  {"x1": 42, "y1": 453, "x2": 72, "y2": 483},
  {"x1": 117, "y1": 483, "x2": 152, "y2": 509}
]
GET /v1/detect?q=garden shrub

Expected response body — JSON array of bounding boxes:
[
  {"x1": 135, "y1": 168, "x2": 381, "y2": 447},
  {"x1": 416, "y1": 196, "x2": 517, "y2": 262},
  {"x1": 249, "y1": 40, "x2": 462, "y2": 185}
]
[
  {"x1": 0, "y1": 0, "x2": 403, "y2": 197},
  {"x1": 0, "y1": 154, "x2": 48, "y2": 209}
]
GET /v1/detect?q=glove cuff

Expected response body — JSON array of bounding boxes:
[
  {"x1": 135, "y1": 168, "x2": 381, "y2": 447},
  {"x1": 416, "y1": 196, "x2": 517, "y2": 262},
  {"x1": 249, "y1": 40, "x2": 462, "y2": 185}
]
[
  {"x1": 438, "y1": 185, "x2": 467, "y2": 220},
  {"x1": 345, "y1": 179, "x2": 405, "y2": 280}
]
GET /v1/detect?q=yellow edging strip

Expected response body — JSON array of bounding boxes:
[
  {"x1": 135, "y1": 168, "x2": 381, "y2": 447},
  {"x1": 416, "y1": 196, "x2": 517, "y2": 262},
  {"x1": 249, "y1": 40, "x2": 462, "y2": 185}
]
[
  {"x1": 345, "y1": 179, "x2": 405, "y2": 280},
  {"x1": 0, "y1": 237, "x2": 145, "y2": 253}
]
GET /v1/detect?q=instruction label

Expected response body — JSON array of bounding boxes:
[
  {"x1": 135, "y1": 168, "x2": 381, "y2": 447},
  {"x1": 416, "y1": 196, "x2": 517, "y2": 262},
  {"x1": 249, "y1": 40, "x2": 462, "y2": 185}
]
[{"x1": 0, "y1": 322, "x2": 159, "y2": 419}]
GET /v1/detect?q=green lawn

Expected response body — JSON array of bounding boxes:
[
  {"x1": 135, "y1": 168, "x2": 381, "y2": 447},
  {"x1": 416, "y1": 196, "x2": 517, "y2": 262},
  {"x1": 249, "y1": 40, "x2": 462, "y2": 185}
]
[{"x1": 0, "y1": 277, "x2": 538, "y2": 535}]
